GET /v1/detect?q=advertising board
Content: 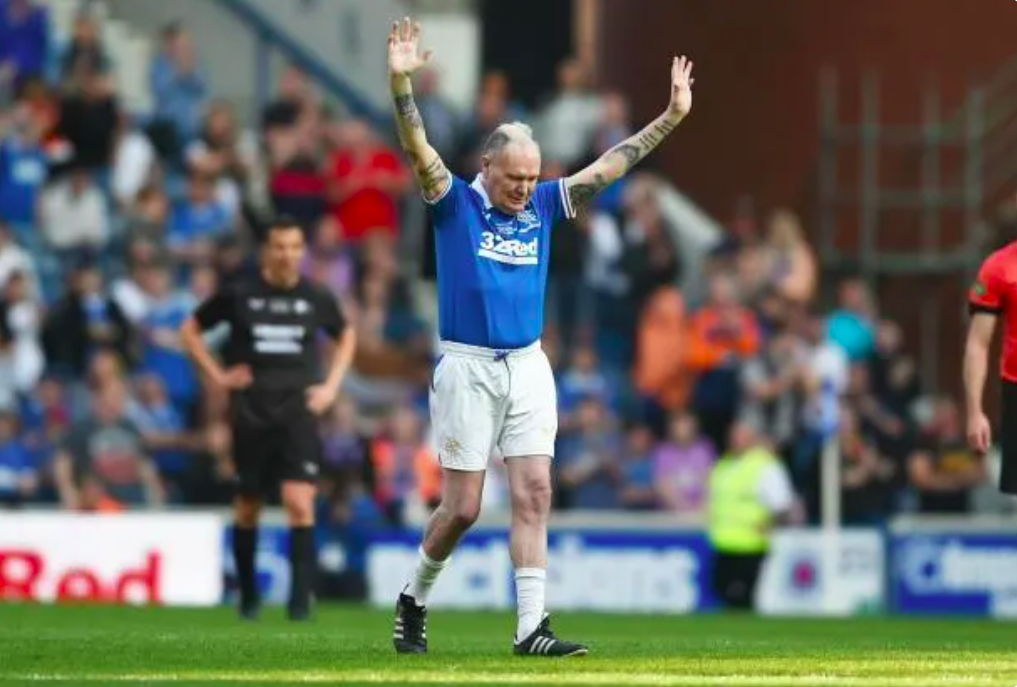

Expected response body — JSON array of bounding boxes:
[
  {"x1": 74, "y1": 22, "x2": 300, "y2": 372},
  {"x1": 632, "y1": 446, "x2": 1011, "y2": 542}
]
[
  {"x1": 891, "y1": 532, "x2": 1017, "y2": 617},
  {"x1": 757, "y1": 529, "x2": 884, "y2": 615},
  {"x1": 366, "y1": 528, "x2": 714, "y2": 613},
  {"x1": 0, "y1": 513, "x2": 222, "y2": 606}
]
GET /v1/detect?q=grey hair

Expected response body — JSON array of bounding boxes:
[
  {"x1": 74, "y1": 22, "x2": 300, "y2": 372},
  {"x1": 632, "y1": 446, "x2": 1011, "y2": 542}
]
[{"x1": 481, "y1": 121, "x2": 538, "y2": 159}]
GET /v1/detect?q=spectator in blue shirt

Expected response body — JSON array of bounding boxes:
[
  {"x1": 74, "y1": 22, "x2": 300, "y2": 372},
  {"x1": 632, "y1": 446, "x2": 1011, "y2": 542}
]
[
  {"x1": 149, "y1": 22, "x2": 208, "y2": 152},
  {"x1": 19, "y1": 375, "x2": 69, "y2": 444},
  {"x1": 168, "y1": 172, "x2": 231, "y2": 265},
  {"x1": 556, "y1": 397, "x2": 621, "y2": 509},
  {"x1": 558, "y1": 345, "x2": 613, "y2": 433},
  {"x1": 0, "y1": 0, "x2": 49, "y2": 95},
  {"x1": 127, "y1": 373, "x2": 192, "y2": 501},
  {"x1": 18, "y1": 376, "x2": 69, "y2": 480},
  {"x1": 0, "y1": 410, "x2": 37, "y2": 507},
  {"x1": 0, "y1": 102, "x2": 46, "y2": 234},
  {"x1": 618, "y1": 421, "x2": 658, "y2": 511},
  {"x1": 136, "y1": 261, "x2": 199, "y2": 417}
]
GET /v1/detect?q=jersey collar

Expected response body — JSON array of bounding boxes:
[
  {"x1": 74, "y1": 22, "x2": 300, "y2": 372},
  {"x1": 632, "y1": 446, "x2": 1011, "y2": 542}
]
[{"x1": 471, "y1": 174, "x2": 494, "y2": 211}]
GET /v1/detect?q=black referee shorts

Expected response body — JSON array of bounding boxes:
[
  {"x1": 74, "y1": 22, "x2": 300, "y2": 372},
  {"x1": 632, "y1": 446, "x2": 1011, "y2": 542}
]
[
  {"x1": 1001, "y1": 381, "x2": 1017, "y2": 495},
  {"x1": 230, "y1": 389, "x2": 322, "y2": 497}
]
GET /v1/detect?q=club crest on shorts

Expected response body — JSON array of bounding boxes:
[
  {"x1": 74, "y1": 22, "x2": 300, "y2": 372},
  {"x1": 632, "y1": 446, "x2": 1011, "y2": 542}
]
[{"x1": 442, "y1": 437, "x2": 463, "y2": 460}]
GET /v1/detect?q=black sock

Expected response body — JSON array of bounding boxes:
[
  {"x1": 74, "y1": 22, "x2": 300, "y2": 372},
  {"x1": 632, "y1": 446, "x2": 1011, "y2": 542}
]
[
  {"x1": 232, "y1": 525, "x2": 258, "y2": 607},
  {"x1": 288, "y1": 526, "x2": 315, "y2": 611}
]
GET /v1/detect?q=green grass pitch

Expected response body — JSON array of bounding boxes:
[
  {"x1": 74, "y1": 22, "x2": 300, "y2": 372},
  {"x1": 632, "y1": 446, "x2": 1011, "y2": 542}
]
[{"x1": 0, "y1": 604, "x2": 1014, "y2": 687}]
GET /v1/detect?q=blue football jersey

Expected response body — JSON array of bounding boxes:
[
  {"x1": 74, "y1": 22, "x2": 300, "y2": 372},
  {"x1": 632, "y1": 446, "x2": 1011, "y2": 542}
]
[{"x1": 429, "y1": 173, "x2": 575, "y2": 349}]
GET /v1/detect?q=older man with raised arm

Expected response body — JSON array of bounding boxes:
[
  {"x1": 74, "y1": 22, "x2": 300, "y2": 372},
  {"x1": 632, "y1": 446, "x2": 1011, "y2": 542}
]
[{"x1": 386, "y1": 17, "x2": 694, "y2": 656}]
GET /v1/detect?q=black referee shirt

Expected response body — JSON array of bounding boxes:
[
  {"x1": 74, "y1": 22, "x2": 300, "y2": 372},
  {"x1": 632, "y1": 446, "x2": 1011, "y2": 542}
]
[{"x1": 194, "y1": 274, "x2": 345, "y2": 391}]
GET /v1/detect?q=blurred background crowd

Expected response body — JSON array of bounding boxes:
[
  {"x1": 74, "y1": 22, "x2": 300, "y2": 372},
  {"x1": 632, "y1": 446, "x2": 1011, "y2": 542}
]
[{"x1": 0, "y1": 0, "x2": 1006, "y2": 532}]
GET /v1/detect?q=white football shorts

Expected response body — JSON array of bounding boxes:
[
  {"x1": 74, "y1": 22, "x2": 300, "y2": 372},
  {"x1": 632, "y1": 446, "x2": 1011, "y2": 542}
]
[{"x1": 429, "y1": 339, "x2": 558, "y2": 471}]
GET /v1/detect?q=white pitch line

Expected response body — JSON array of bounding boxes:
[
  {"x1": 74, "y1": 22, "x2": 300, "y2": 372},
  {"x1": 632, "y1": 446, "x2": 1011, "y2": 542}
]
[{"x1": 6, "y1": 672, "x2": 1003, "y2": 686}]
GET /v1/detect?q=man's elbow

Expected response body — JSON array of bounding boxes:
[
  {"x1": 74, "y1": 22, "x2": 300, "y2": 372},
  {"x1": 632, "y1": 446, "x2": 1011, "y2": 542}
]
[{"x1": 596, "y1": 158, "x2": 625, "y2": 184}]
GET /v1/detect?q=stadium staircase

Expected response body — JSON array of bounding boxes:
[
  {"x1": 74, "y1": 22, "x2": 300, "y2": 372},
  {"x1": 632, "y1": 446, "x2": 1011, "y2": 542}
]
[
  {"x1": 48, "y1": 0, "x2": 154, "y2": 114},
  {"x1": 211, "y1": 0, "x2": 389, "y2": 128},
  {"x1": 87, "y1": 0, "x2": 396, "y2": 128}
]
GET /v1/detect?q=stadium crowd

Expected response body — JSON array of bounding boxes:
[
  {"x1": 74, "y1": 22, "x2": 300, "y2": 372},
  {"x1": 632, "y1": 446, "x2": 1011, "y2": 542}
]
[{"x1": 0, "y1": 2, "x2": 1002, "y2": 532}]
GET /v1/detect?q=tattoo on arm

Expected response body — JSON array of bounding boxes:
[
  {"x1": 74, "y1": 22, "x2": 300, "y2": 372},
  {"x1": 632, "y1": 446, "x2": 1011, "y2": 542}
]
[
  {"x1": 636, "y1": 121, "x2": 676, "y2": 149},
  {"x1": 394, "y1": 90, "x2": 448, "y2": 196},
  {"x1": 407, "y1": 149, "x2": 448, "y2": 196},
  {"x1": 568, "y1": 116, "x2": 681, "y2": 209},
  {"x1": 654, "y1": 119, "x2": 677, "y2": 139},
  {"x1": 568, "y1": 172, "x2": 608, "y2": 209},
  {"x1": 394, "y1": 93, "x2": 423, "y2": 130},
  {"x1": 419, "y1": 154, "x2": 447, "y2": 193},
  {"x1": 607, "y1": 143, "x2": 642, "y2": 169},
  {"x1": 622, "y1": 119, "x2": 679, "y2": 168},
  {"x1": 637, "y1": 130, "x2": 660, "y2": 149}
]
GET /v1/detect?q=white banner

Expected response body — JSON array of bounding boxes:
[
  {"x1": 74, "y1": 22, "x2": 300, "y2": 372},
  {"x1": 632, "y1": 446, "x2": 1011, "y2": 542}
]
[
  {"x1": 0, "y1": 512, "x2": 222, "y2": 606},
  {"x1": 757, "y1": 529, "x2": 884, "y2": 616}
]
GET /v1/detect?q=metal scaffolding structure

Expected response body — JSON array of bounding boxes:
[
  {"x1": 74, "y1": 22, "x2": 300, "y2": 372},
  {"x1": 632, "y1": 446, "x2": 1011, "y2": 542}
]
[{"x1": 815, "y1": 66, "x2": 1010, "y2": 392}]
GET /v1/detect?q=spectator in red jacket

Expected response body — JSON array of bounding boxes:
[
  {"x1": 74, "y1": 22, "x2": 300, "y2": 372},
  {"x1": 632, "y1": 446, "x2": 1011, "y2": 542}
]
[{"x1": 326, "y1": 118, "x2": 411, "y2": 243}]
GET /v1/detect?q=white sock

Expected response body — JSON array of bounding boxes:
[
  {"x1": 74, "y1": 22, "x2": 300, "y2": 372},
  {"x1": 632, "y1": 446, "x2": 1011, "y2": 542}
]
[
  {"x1": 405, "y1": 546, "x2": 448, "y2": 606},
  {"x1": 514, "y1": 567, "x2": 546, "y2": 641}
]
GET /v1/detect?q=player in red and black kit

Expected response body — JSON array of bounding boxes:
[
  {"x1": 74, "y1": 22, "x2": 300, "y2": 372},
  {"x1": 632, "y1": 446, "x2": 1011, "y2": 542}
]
[
  {"x1": 180, "y1": 217, "x2": 356, "y2": 620},
  {"x1": 965, "y1": 242, "x2": 1017, "y2": 495}
]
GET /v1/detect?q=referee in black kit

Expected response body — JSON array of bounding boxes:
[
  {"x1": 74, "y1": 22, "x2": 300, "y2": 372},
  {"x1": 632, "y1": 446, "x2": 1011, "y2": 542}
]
[{"x1": 180, "y1": 216, "x2": 355, "y2": 620}]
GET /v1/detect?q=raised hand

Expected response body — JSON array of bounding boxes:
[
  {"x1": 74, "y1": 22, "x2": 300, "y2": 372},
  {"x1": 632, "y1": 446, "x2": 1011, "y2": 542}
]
[
  {"x1": 387, "y1": 17, "x2": 433, "y2": 78},
  {"x1": 667, "y1": 55, "x2": 694, "y2": 121}
]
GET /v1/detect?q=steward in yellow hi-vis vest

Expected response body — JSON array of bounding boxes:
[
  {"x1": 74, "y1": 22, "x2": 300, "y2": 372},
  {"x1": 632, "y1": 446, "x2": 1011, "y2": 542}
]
[{"x1": 707, "y1": 421, "x2": 795, "y2": 610}]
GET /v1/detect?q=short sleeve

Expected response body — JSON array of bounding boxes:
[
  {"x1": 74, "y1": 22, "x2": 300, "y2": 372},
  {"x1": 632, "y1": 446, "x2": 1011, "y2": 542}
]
[
  {"x1": 423, "y1": 172, "x2": 463, "y2": 225},
  {"x1": 316, "y1": 289, "x2": 346, "y2": 339},
  {"x1": 533, "y1": 179, "x2": 576, "y2": 226},
  {"x1": 757, "y1": 460, "x2": 795, "y2": 514},
  {"x1": 969, "y1": 255, "x2": 1006, "y2": 315},
  {"x1": 193, "y1": 285, "x2": 236, "y2": 330}
]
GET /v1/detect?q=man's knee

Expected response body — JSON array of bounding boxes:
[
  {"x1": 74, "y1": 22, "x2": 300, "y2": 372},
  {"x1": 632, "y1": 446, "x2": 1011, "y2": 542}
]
[
  {"x1": 511, "y1": 471, "x2": 552, "y2": 523},
  {"x1": 234, "y1": 495, "x2": 262, "y2": 527},
  {"x1": 283, "y1": 498, "x2": 314, "y2": 524},
  {"x1": 281, "y1": 482, "x2": 316, "y2": 526},
  {"x1": 437, "y1": 469, "x2": 485, "y2": 532},
  {"x1": 446, "y1": 495, "x2": 482, "y2": 531}
]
